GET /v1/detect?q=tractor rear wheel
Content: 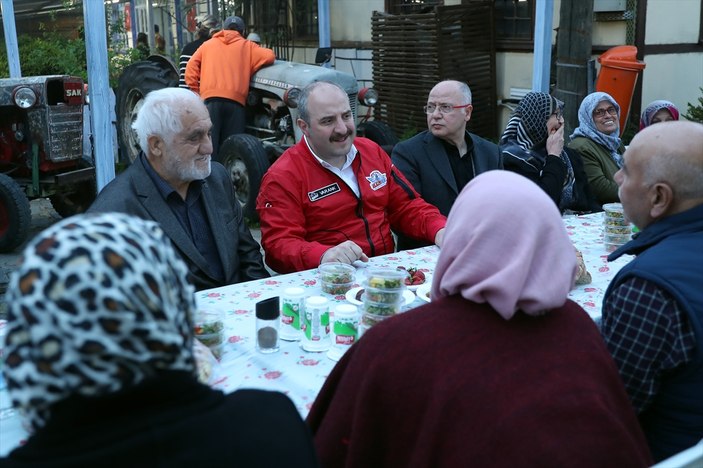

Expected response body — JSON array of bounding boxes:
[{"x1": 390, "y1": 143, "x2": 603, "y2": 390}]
[
  {"x1": 219, "y1": 134, "x2": 270, "y2": 222},
  {"x1": 357, "y1": 120, "x2": 399, "y2": 154},
  {"x1": 116, "y1": 60, "x2": 178, "y2": 164},
  {"x1": 0, "y1": 173, "x2": 31, "y2": 253}
]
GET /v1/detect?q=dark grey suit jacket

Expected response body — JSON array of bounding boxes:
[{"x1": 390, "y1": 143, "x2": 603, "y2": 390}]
[
  {"x1": 391, "y1": 130, "x2": 502, "y2": 249},
  {"x1": 88, "y1": 156, "x2": 269, "y2": 291}
]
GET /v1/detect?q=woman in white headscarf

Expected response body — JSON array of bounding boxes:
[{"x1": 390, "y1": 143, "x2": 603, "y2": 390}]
[
  {"x1": 307, "y1": 171, "x2": 652, "y2": 468},
  {"x1": 2, "y1": 212, "x2": 318, "y2": 467},
  {"x1": 568, "y1": 91, "x2": 626, "y2": 205}
]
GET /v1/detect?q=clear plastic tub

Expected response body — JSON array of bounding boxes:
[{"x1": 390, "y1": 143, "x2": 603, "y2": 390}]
[
  {"x1": 604, "y1": 233, "x2": 632, "y2": 244},
  {"x1": 602, "y1": 203, "x2": 625, "y2": 219},
  {"x1": 364, "y1": 267, "x2": 408, "y2": 290},
  {"x1": 194, "y1": 309, "x2": 224, "y2": 359},
  {"x1": 363, "y1": 286, "x2": 404, "y2": 305},
  {"x1": 362, "y1": 296, "x2": 402, "y2": 317},
  {"x1": 319, "y1": 263, "x2": 356, "y2": 295}
]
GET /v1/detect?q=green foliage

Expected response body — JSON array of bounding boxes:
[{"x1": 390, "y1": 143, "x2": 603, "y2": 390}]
[
  {"x1": 684, "y1": 87, "x2": 703, "y2": 124},
  {"x1": 399, "y1": 126, "x2": 419, "y2": 141},
  {"x1": 0, "y1": 33, "x2": 87, "y2": 80},
  {"x1": 0, "y1": 6, "x2": 142, "y2": 88}
]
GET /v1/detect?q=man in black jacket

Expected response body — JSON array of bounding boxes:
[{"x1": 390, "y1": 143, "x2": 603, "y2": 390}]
[
  {"x1": 89, "y1": 87, "x2": 269, "y2": 290},
  {"x1": 391, "y1": 80, "x2": 502, "y2": 250}
]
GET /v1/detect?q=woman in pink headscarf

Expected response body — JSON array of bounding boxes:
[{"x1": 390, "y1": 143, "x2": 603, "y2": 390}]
[
  {"x1": 307, "y1": 171, "x2": 652, "y2": 468},
  {"x1": 639, "y1": 100, "x2": 680, "y2": 130}
]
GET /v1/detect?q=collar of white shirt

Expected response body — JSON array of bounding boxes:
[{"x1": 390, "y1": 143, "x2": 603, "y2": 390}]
[{"x1": 304, "y1": 135, "x2": 360, "y2": 197}]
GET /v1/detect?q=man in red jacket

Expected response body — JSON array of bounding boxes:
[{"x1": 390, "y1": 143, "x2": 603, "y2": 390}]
[
  {"x1": 257, "y1": 81, "x2": 447, "y2": 273},
  {"x1": 185, "y1": 16, "x2": 275, "y2": 161}
]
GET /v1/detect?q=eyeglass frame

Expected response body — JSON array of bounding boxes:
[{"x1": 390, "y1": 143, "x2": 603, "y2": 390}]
[
  {"x1": 550, "y1": 108, "x2": 563, "y2": 120},
  {"x1": 593, "y1": 106, "x2": 618, "y2": 118},
  {"x1": 423, "y1": 103, "x2": 471, "y2": 115}
]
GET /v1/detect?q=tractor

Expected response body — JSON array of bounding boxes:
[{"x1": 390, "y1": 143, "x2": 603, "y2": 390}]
[
  {"x1": 116, "y1": 55, "x2": 397, "y2": 221},
  {"x1": 0, "y1": 75, "x2": 96, "y2": 252}
]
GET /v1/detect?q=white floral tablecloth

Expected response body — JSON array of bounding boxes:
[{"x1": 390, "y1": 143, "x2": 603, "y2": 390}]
[
  {"x1": 563, "y1": 213, "x2": 634, "y2": 318},
  {"x1": 0, "y1": 212, "x2": 632, "y2": 455}
]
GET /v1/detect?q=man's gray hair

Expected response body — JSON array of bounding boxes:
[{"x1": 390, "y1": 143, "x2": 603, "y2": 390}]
[
  {"x1": 297, "y1": 80, "x2": 348, "y2": 124},
  {"x1": 436, "y1": 79, "x2": 472, "y2": 104},
  {"x1": 644, "y1": 151, "x2": 703, "y2": 200},
  {"x1": 132, "y1": 87, "x2": 204, "y2": 155}
]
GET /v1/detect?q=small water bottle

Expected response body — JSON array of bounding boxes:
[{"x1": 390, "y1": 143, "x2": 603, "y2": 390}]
[
  {"x1": 256, "y1": 296, "x2": 280, "y2": 354},
  {"x1": 301, "y1": 296, "x2": 331, "y2": 352},
  {"x1": 327, "y1": 303, "x2": 359, "y2": 362},
  {"x1": 280, "y1": 287, "x2": 305, "y2": 341}
]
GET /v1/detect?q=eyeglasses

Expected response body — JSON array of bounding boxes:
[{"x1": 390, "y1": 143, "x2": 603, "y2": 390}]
[
  {"x1": 550, "y1": 108, "x2": 563, "y2": 120},
  {"x1": 423, "y1": 103, "x2": 471, "y2": 114},
  {"x1": 593, "y1": 106, "x2": 618, "y2": 118}
]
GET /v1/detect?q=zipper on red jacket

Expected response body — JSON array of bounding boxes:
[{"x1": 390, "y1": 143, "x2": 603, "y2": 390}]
[
  {"x1": 321, "y1": 158, "x2": 377, "y2": 257},
  {"x1": 354, "y1": 196, "x2": 376, "y2": 257}
]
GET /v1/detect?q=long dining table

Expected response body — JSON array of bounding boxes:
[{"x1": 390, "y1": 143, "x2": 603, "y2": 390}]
[{"x1": 0, "y1": 211, "x2": 633, "y2": 456}]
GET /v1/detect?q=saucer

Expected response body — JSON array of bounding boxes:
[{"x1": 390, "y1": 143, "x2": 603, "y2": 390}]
[
  {"x1": 345, "y1": 287, "x2": 415, "y2": 306},
  {"x1": 416, "y1": 283, "x2": 431, "y2": 303}
]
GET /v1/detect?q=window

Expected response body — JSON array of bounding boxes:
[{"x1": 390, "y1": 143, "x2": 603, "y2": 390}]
[
  {"x1": 494, "y1": 0, "x2": 535, "y2": 50},
  {"x1": 385, "y1": 0, "x2": 443, "y2": 15},
  {"x1": 293, "y1": 0, "x2": 318, "y2": 38}
]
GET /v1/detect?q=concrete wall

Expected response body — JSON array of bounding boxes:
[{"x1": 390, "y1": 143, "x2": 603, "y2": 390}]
[
  {"x1": 638, "y1": 0, "x2": 702, "y2": 118},
  {"x1": 283, "y1": 1, "x2": 703, "y2": 137},
  {"x1": 646, "y1": 0, "x2": 700, "y2": 43},
  {"x1": 494, "y1": 0, "x2": 703, "y2": 134},
  {"x1": 330, "y1": 0, "x2": 383, "y2": 42}
]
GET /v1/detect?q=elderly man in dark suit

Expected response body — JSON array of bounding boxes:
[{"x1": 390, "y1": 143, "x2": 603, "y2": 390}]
[
  {"x1": 89, "y1": 87, "x2": 269, "y2": 290},
  {"x1": 392, "y1": 80, "x2": 502, "y2": 250}
]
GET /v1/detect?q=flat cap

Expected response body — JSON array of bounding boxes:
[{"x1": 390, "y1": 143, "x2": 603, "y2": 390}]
[{"x1": 223, "y1": 16, "x2": 245, "y2": 33}]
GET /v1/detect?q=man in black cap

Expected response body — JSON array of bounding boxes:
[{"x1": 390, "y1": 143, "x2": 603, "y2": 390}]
[
  {"x1": 185, "y1": 16, "x2": 275, "y2": 162},
  {"x1": 179, "y1": 14, "x2": 219, "y2": 89}
]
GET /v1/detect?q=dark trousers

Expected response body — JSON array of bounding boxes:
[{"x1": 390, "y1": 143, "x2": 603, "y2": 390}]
[{"x1": 204, "y1": 98, "x2": 245, "y2": 163}]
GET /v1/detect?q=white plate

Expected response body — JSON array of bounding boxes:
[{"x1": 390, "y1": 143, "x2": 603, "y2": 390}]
[
  {"x1": 416, "y1": 283, "x2": 431, "y2": 303},
  {"x1": 404, "y1": 280, "x2": 428, "y2": 291},
  {"x1": 345, "y1": 287, "x2": 416, "y2": 306},
  {"x1": 397, "y1": 269, "x2": 429, "y2": 291}
]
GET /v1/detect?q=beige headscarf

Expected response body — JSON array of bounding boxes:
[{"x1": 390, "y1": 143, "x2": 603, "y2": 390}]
[{"x1": 431, "y1": 171, "x2": 578, "y2": 319}]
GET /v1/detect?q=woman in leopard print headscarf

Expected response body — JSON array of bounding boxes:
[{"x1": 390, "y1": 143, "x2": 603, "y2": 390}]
[
  {"x1": 3, "y1": 212, "x2": 198, "y2": 431},
  {"x1": 1, "y1": 212, "x2": 319, "y2": 466},
  {"x1": 500, "y1": 92, "x2": 600, "y2": 213}
]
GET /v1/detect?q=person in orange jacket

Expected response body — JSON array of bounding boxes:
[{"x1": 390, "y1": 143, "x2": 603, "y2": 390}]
[{"x1": 185, "y1": 16, "x2": 275, "y2": 162}]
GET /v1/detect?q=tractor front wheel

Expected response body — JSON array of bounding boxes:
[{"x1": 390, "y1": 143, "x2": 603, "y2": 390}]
[{"x1": 0, "y1": 173, "x2": 31, "y2": 253}]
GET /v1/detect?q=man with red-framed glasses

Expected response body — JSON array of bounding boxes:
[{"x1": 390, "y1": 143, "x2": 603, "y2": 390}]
[{"x1": 392, "y1": 80, "x2": 502, "y2": 250}]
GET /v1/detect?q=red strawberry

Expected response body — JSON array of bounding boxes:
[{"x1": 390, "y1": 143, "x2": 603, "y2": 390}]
[{"x1": 402, "y1": 267, "x2": 425, "y2": 285}]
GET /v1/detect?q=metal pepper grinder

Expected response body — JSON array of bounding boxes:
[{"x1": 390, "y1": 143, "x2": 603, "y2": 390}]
[{"x1": 255, "y1": 296, "x2": 280, "y2": 353}]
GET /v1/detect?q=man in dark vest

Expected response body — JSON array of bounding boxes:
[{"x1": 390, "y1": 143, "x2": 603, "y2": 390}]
[{"x1": 601, "y1": 120, "x2": 703, "y2": 462}]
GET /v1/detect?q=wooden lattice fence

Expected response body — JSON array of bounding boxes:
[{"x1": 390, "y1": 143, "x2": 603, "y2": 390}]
[{"x1": 371, "y1": 3, "x2": 497, "y2": 140}]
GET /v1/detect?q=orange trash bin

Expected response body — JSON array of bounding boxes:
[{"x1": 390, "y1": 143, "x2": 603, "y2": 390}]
[{"x1": 595, "y1": 46, "x2": 646, "y2": 135}]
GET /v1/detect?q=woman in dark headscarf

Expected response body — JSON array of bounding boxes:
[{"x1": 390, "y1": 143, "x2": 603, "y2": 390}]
[
  {"x1": 639, "y1": 99, "x2": 680, "y2": 130},
  {"x1": 307, "y1": 171, "x2": 652, "y2": 468},
  {"x1": 567, "y1": 91, "x2": 626, "y2": 205},
  {"x1": 2, "y1": 212, "x2": 318, "y2": 467},
  {"x1": 500, "y1": 92, "x2": 599, "y2": 213}
]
